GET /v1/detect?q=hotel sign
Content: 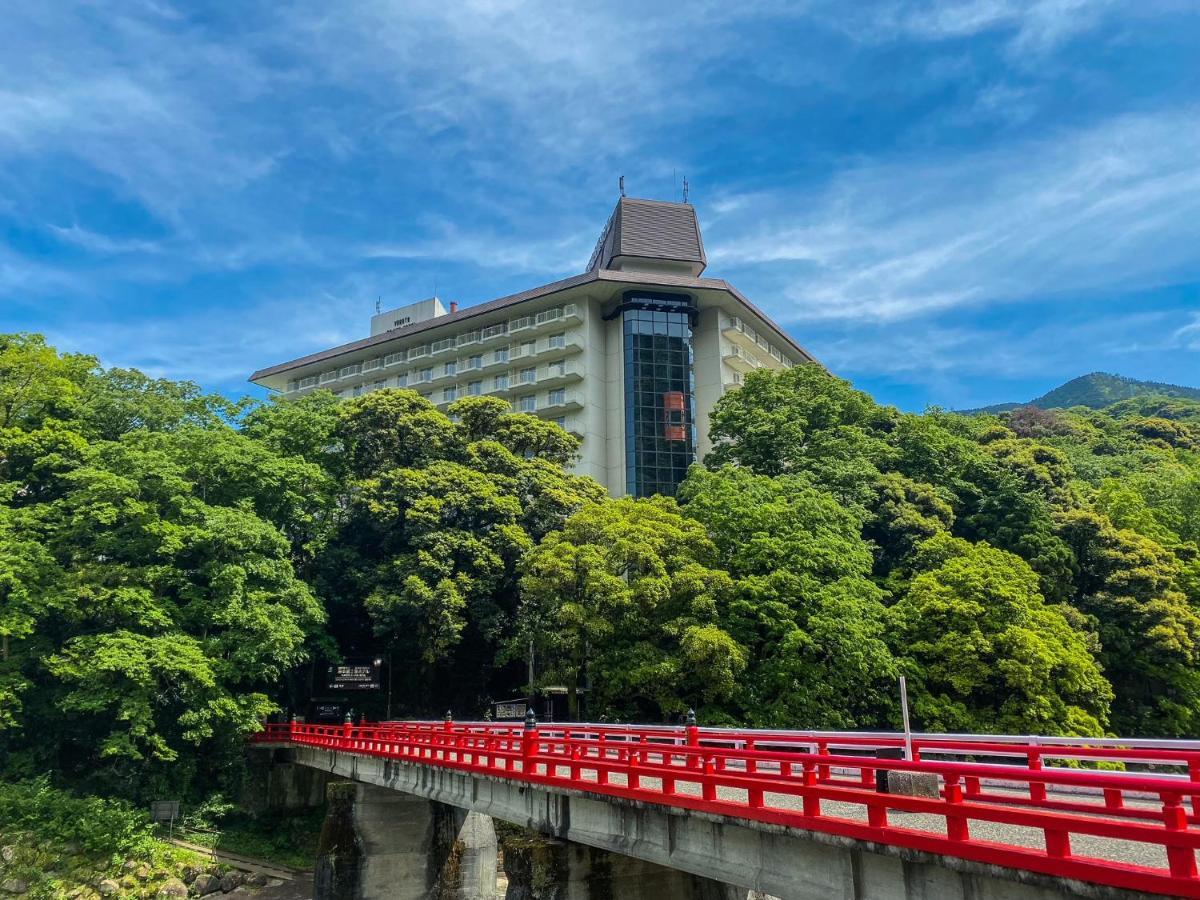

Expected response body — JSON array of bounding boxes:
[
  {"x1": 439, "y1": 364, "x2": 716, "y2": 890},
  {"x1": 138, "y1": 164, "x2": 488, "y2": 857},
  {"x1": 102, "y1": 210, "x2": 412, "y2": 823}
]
[{"x1": 327, "y1": 657, "x2": 383, "y2": 691}]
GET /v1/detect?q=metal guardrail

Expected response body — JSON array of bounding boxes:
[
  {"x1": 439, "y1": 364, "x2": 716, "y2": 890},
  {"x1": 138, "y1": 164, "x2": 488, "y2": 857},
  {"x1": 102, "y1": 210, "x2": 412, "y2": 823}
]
[{"x1": 253, "y1": 720, "x2": 1200, "y2": 897}]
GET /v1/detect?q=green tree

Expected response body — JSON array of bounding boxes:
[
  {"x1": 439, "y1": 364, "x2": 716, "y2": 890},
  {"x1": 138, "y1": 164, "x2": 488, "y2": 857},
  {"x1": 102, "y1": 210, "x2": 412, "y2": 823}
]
[
  {"x1": 518, "y1": 497, "x2": 741, "y2": 720},
  {"x1": 888, "y1": 534, "x2": 1112, "y2": 735},
  {"x1": 315, "y1": 392, "x2": 603, "y2": 714},
  {"x1": 1056, "y1": 509, "x2": 1200, "y2": 735},
  {"x1": 705, "y1": 365, "x2": 896, "y2": 506},
  {"x1": 679, "y1": 466, "x2": 897, "y2": 728}
]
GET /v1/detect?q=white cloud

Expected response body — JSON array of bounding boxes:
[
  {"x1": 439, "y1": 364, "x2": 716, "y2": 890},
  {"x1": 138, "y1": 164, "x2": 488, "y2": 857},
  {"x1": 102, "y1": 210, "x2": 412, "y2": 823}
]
[
  {"x1": 831, "y1": 0, "x2": 1119, "y2": 54},
  {"x1": 708, "y1": 109, "x2": 1200, "y2": 323},
  {"x1": 1174, "y1": 313, "x2": 1200, "y2": 351}
]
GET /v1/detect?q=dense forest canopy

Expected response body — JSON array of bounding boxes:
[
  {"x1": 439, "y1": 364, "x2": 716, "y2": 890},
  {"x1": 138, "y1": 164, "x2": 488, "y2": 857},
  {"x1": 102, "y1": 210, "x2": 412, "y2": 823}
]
[{"x1": 2, "y1": 332, "x2": 1199, "y2": 808}]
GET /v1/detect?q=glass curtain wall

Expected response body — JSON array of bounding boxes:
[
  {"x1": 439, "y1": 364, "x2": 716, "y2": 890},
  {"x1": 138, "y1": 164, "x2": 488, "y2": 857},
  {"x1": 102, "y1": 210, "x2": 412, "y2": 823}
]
[{"x1": 621, "y1": 292, "x2": 698, "y2": 497}]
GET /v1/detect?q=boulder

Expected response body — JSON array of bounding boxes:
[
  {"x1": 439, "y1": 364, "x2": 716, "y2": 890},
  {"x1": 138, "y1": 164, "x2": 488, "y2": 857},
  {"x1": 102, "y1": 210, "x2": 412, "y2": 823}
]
[
  {"x1": 243, "y1": 873, "x2": 267, "y2": 888},
  {"x1": 0, "y1": 878, "x2": 29, "y2": 895},
  {"x1": 122, "y1": 861, "x2": 139, "y2": 874},
  {"x1": 181, "y1": 867, "x2": 202, "y2": 885},
  {"x1": 0, "y1": 848, "x2": 13, "y2": 865},
  {"x1": 157, "y1": 878, "x2": 189, "y2": 899},
  {"x1": 96, "y1": 879, "x2": 120, "y2": 897},
  {"x1": 191, "y1": 874, "x2": 220, "y2": 896},
  {"x1": 135, "y1": 865, "x2": 152, "y2": 880},
  {"x1": 219, "y1": 872, "x2": 243, "y2": 893}
]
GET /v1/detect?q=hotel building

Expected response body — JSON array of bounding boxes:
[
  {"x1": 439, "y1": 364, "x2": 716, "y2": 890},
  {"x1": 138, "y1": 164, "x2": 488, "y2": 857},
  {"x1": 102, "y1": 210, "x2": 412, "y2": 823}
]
[{"x1": 250, "y1": 198, "x2": 814, "y2": 497}]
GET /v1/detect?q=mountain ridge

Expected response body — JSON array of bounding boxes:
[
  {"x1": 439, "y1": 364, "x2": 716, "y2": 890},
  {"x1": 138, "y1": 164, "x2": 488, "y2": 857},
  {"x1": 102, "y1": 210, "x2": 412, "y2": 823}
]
[{"x1": 963, "y1": 372, "x2": 1200, "y2": 414}]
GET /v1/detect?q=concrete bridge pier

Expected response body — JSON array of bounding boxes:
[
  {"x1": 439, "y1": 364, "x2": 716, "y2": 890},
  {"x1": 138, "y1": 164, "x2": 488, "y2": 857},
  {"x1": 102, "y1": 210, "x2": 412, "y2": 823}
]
[
  {"x1": 315, "y1": 781, "x2": 498, "y2": 900},
  {"x1": 499, "y1": 829, "x2": 750, "y2": 900}
]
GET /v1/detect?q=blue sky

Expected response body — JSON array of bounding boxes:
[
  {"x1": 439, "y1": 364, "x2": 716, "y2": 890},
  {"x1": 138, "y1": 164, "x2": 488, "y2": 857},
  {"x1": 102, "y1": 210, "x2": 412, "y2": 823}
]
[{"x1": 2, "y1": 1, "x2": 1198, "y2": 411}]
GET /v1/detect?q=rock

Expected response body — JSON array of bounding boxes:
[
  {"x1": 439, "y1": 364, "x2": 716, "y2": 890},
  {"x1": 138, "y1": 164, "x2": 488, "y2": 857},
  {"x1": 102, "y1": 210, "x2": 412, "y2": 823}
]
[
  {"x1": 120, "y1": 876, "x2": 137, "y2": 890},
  {"x1": 122, "y1": 861, "x2": 139, "y2": 874},
  {"x1": 243, "y1": 873, "x2": 267, "y2": 887},
  {"x1": 0, "y1": 848, "x2": 13, "y2": 865},
  {"x1": 136, "y1": 865, "x2": 152, "y2": 880},
  {"x1": 96, "y1": 880, "x2": 120, "y2": 897},
  {"x1": 265, "y1": 880, "x2": 283, "y2": 889},
  {"x1": 0, "y1": 878, "x2": 29, "y2": 895},
  {"x1": 219, "y1": 872, "x2": 243, "y2": 893},
  {"x1": 191, "y1": 874, "x2": 220, "y2": 896},
  {"x1": 181, "y1": 867, "x2": 201, "y2": 885},
  {"x1": 157, "y1": 878, "x2": 189, "y2": 899}
]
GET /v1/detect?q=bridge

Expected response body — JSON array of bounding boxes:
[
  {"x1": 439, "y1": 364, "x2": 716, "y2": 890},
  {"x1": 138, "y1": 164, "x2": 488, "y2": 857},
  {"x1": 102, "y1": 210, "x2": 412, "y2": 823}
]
[{"x1": 250, "y1": 717, "x2": 1200, "y2": 900}]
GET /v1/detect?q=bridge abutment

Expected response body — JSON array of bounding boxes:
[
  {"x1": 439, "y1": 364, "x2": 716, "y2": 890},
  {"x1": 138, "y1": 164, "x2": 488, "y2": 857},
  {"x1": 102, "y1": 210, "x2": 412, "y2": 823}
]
[{"x1": 315, "y1": 781, "x2": 498, "y2": 900}]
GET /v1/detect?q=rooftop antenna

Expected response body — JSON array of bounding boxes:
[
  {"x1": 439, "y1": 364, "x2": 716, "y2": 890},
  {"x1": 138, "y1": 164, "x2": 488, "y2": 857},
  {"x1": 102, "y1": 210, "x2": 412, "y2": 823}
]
[
  {"x1": 375, "y1": 297, "x2": 381, "y2": 314},
  {"x1": 682, "y1": 177, "x2": 689, "y2": 204},
  {"x1": 619, "y1": 175, "x2": 625, "y2": 198}
]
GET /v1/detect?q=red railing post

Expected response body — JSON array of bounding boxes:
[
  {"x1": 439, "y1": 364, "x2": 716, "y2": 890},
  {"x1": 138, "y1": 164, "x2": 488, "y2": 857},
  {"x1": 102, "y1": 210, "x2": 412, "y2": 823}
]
[
  {"x1": 702, "y1": 756, "x2": 717, "y2": 802},
  {"x1": 629, "y1": 750, "x2": 641, "y2": 790},
  {"x1": 802, "y1": 760, "x2": 820, "y2": 818},
  {"x1": 1189, "y1": 760, "x2": 1200, "y2": 820},
  {"x1": 943, "y1": 774, "x2": 969, "y2": 843},
  {"x1": 1028, "y1": 750, "x2": 1047, "y2": 803},
  {"x1": 1162, "y1": 791, "x2": 1199, "y2": 879},
  {"x1": 745, "y1": 737, "x2": 757, "y2": 774}
]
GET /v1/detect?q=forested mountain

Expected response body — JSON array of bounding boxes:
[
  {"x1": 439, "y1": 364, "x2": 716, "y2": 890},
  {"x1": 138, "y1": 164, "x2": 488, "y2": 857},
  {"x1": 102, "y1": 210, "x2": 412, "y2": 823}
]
[
  {"x1": 2, "y1": 332, "x2": 1199, "y2": 829},
  {"x1": 966, "y1": 372, "x2": 1200, "y2": 414}
]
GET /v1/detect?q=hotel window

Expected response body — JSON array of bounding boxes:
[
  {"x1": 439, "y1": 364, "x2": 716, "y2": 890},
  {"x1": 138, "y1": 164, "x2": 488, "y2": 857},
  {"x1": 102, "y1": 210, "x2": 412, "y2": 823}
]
[
  {"x1": 494, "y1": 347, "x2": 509, "y2": 364},
  {"x1": 548, "y1": 360, "x2": 566, "y2": 377},
  {"x1": 417, "y1": 367, "x2": 433, "y2": 383},
  {"x1": 621, "y1": 291, "x2": 697, "y2": 498},
  {"x1": 548, "y1": 333, "x2": 566, "y2": 349},
  {"x1": 519, "y1": 366, "x2": 536, "y2": 384},
  {"x1": 553, "y1": 416, "x2": 567, "y2": 429},
  {"x1": 396, "y1": 372, "x2": 408, "y2": 387},
  {"x1": 374, "y1": 380, "x2": 386, "y2": 390},
  {"x1": 444, "y1": 361, "x2": 457, "y2": 376},
  {"x1": 494, "y1": 374, "x2": 509, "y2": 390},
  {"x1": 443, "y1": 386, "x2": 457, "y2": 402},
  {"x1": 353, "y1": 385, "x2": 364, "y2": 397},
  {"x1": 467, "y1": 380, "x2": 482, "y2": 396},
  {"x1": 547, "y1": 388, "x2": 565, "y2": 406},
  {"x1": 466, "y1": 354, "x2": 483, "y2": 370},
  {"x1": 518, "y1": 394, "x2": 536, "y2": 413},
  {"x1": 522, "y1": 340, "x2": 536, "y2": 356}
]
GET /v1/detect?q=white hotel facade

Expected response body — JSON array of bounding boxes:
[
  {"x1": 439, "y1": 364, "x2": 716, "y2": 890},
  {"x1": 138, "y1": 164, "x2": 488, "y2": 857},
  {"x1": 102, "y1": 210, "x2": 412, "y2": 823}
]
[{"x1": 251, "y1": 198, "x2": 814, "y2": 498}]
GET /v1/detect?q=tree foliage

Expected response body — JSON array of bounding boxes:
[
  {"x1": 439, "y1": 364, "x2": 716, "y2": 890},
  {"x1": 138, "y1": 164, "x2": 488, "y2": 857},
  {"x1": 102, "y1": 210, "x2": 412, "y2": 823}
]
[{"x1": 6, "y1": 331, "x2": 1200, "y2": 815}]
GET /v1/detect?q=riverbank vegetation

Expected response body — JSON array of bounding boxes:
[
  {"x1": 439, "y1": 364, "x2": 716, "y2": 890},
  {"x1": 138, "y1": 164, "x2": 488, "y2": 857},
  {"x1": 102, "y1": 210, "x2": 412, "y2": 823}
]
[{"x1": 2, "y1": 332, "x2": 1198, "y2": 831}]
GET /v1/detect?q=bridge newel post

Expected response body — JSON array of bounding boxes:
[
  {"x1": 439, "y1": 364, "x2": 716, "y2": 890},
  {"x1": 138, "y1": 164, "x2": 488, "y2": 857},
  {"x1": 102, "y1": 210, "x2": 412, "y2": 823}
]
[
  {"x1": 342, "y1": 712, "x2": 353, "y2": 749},
  {"x1": 629, "y1": 750, "x2": 641, "y2": 790},
  {"x1": 1162, "y1": 791, "x2": 1200, "y2": 879},
  {"x1": 685, "y1": 709, "x2": 700, "y2": 770},
  {"x1": 522, "y1": 707, "x2": 538, "y2": 776}
]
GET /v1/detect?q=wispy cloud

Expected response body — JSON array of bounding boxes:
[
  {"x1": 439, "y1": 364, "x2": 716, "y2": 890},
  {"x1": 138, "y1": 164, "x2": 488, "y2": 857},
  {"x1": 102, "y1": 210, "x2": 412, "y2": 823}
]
[
  {"x1": 1174, "y1": 314, "x2": 1200, "y2": 351},
  {"x1": 709, "y1": 109, "x2": 1200, "y2": 323}
]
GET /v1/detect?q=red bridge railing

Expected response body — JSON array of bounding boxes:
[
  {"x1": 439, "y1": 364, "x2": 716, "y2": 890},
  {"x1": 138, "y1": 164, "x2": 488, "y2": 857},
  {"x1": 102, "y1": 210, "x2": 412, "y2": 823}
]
[{"x1": 252, "y1": 720, "x2": 1200, "y2": 898}]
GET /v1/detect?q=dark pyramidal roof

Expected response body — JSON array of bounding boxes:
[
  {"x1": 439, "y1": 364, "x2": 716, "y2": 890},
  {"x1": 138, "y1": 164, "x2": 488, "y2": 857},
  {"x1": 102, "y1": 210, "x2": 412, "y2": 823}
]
[{"x1": 588, "y1": 198, "x2": 707, "y2": 276}]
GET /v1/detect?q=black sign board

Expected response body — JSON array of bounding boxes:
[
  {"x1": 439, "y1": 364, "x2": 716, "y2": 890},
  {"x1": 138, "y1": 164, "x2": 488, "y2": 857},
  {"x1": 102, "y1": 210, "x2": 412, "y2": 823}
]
[
  {"x1": 492, "y1": 698, "x2": 528, "y2": 721},
  {"x1": 327, "y1": 657, "x2": 383, "y2": 691}
]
